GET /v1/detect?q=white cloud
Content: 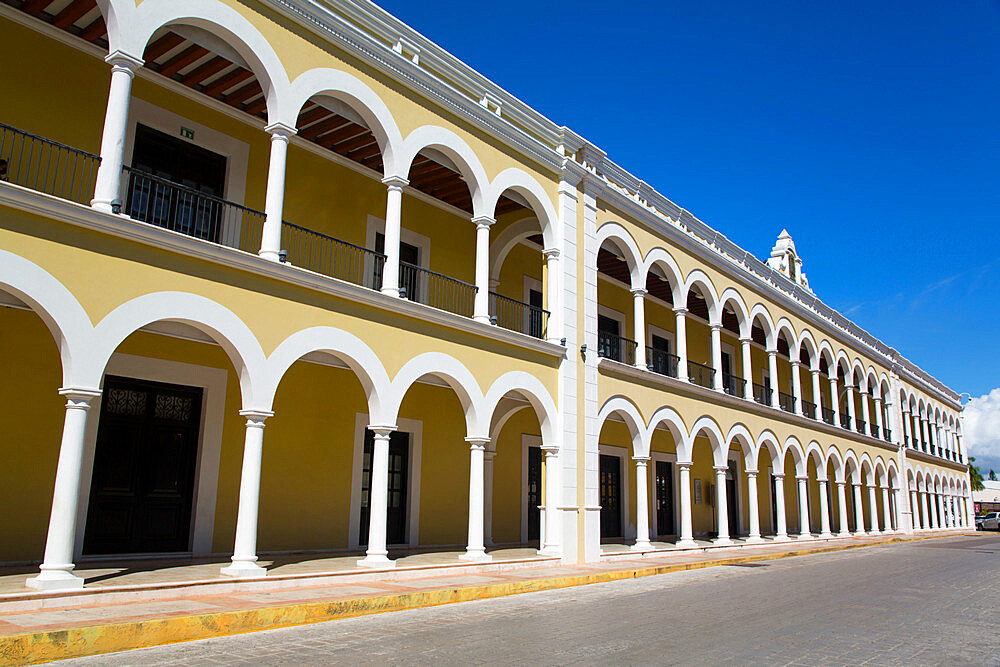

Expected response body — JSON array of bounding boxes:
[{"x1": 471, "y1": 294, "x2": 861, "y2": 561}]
[{"x1": 963, "y1": 388, "x2": 1000, "y2": 465}]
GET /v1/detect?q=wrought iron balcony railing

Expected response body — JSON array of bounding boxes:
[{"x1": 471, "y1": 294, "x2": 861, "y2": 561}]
[
  {"x1": 802, "y1": 399, "x2": 817, "y2": 420},
  {"x1": 822, "y1": 407, "x2": 835, "y2": 425},
  {"x1": 722, "y1": 373, "x2": 746, "y2": 398},
  {"x1": 398, "y1": 261, "x2": 476, "y2": 318},
  {"x1": 840, "y1": 413, "x2": 852, "y2": 430},
  {"x1": 0, "y1": 122, "x2": 100, "y2": 206},
  {"x1": 489, "y1": 292, "x2": 548, "y2": 339},
  {"x1": 282, "y1": 221, "x2": 384, "y2": 290},
  {"x1": 753, "y1": 383, "x2": 772, "y2": 406},
  {"x1": 687, "y1": 360, "x2": 715, "y2": 389},
  {"x1": 646, "y1": 347, "x2": 679, "y2": 378},
  {"x1": 856, "y1": 418, "x2": 867, "y2": 435},
  {"x1": 597, "y1": 331, "x2": 637, "y2": 365},
  {"x1": 778, "y1": 391, "x2": 794, "y2": 413}
]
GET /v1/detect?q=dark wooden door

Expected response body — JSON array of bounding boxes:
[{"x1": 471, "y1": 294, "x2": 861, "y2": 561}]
[
  {"x1": 527, "y1": 445, "x2": 542, "y2": 541},
  {"x1": 360, "y1": 430, "x2": 409, "y2": 546},
  {"x1": 655, "y1": 460, "x2": 674, "y2": 536},
  {"x1": 726, "y1": 461, "x2": 739, "y2": 536},
  {"x1": 84, "y1": 376, "x2": 202, "y2": 555},
  {"x1": 599, "y1": 454, "x2": 622, "y2": 539}
]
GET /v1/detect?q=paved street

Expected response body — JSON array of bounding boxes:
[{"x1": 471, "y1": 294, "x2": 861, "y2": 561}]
[{"x1": 61, "y1": 534, "x2": 1000, "y2": 665}]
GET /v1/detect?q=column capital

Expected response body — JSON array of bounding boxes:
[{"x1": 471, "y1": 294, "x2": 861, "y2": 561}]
[
  {"x1": 710, "y1": 322, "x2": 723, "y2": 332},
  {"x1": 672, "y1": 306, "x2": 688, "y2": 315},
  {"x1": 835, "y1": 480, "x2": 846, "y2": 487},
  {"x1": 541, "y1": 444, "x2": 560, "y2": 456},
  {"x1": 264, "y1": 122, "x2": 297, "y2": 139},
  {"x1": 766, "y1": 347, "x2": 778, "y2": 356},
  {"x1": 465, "y1": 436, "x2": 491, "y2": 448},
  {"x1": 677, "y1": 460, "x2": 693, "y2": 469},
  {"x1": 542, "y1": 247, "x2": 561, "y2": 259},
  {"x1": 58, "y1": 387, "x2": 102, "y2": 403},
  {"x1": 368, "y1": 424, "x2": 397, "y2": 438},
  {"x1": 632, "y1": 455, "x2": 650, "y2": 463},
  {"x1": 772, "y1": 472, "x2": 785, "y2": 480},
  {"x1": 795, "y1": 475, "x2": 809, "y2": 482},
  {"x1": 239, "y1": 409, "x2": 274, "y2": 424},
  {"x1": 381, "y1": 175, "x2": 410, "y2": 190},
  {"x1": 739, "y1": 336, "x2": 753, "y2": 344},
  {"x1": 630, "y1": 287, "x2": 648, "y2": 297},
  {"x1": 746, "y1": 469, "x2": 758, "y2": 478},
  {"x1": 790, "y1": 359, "x2": 801, "y2": 368},
  {"x1": 817, "y1": 476, "x2": 829, "y2": 485},
  {"x1": 713, "y1": 465, "x2": 729, "y2": 472},
  {"x1": 105, "y1": 50, "x2": 144, "y2": 72},
  {"x1": 471, "y1": 215, "x2": 496, "y2": 229}
]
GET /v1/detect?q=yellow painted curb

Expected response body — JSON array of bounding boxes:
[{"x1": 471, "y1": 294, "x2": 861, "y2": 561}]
[{"x1": 0, "y1": 533, "x2": 973, "y2": 665}]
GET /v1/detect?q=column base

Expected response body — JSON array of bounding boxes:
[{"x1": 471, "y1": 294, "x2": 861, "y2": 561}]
[
  {"x1": 537, "y1": 545, "x2": 561, "y2": 557},
  {"x1": 796, "y1": 533, "x2": 813, "y2": 541},
  {"x1": 818, "y1": 532, "x2": 834, "y2": 539},
  {"x1": 744, "y1": 535, "x2": 765, "y2": 544},
  {"x1": 357, "y1": 553, "x2": 395, "y2": 569},
  {"x1": 473, "y1": 315, "x2": 491, "y2": 325},
  {"x1": 381, "y1": 287, "x2": 401, "y2": 298},
  {"x1": 630, "y1": 541, "x2": 653, "y2": 552},
  {"x1": 258, "y1": 249, "x2": 281, "y2": 262},
  {"x1": 458, "y1": 549, "x2": 492, "y2": 562},
  {"x1": 712, "y1": 537, "x2": 734, "y2": 546},
  {"x1": 853, "y1": 531, "x2": 868, "y2": 537},
  {"x1": 220, "y1": 560, "x2": 267, "y2": 578},
  {"x1": 675, "y1": 539, "x2": 698, "y2": 548},
  {"x1": 26, "y1": 566, "x2": 85, "y2": 591},
  {"x1": 837, "y1": 531, "x2": 851, "y2": 538},
  {"x1": 771, "y1": 534, "x2": 792, "y2": 543},
  {"x1": 90, "y1": 199, "x2": 116, "y2": 214}
]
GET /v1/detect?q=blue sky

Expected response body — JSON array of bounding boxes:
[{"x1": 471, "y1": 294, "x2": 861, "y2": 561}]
[{"x1": 375, "y1": 0, "x2": 1000, "y2": 401}]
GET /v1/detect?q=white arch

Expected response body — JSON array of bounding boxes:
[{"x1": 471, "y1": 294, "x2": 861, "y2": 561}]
[
  {"x1": 122, "y1": 0, "x2": 292, "y2": 126},
  {"x1": 749, "y1": 303, "x2": 776, "y2": 347},
  {"x1": 843, "y1": 450, "x2": 861, "y2": 484},
  {"x1": 782, "y1": 436, "x2": 807, "y2": 477},
  {"x1": 386, "y1": 352, "x2": 484, "y2": 437},
  {"x1": 682, "y1": 271, "x2": 721, "y2": 324},
  {"x1": 483, "y1": 372, "x2": 558, "y2": 447},
  {"x1": 774, "y1": 317, "x2": 797, "y2": 352},
  {"x1": 645, "y1": 406, "x2": 689, "y2": 460},
  {"x1": 826, "y1": 446, "x2": 845, "y2": 483},
  {"x1": 718, "y1": 288, "x2": 751, "y2": 338},
  {"x1": 756, "y1": 430, "x2": 782, "y2": 469},
  {"x1": 597, "y1": 396, "x2": 647, "y2": 457},
  {"x1": 641, "y1": 248, "x2": 684, "y2": 305},
  {"x1": 259, "y1": 326, "x2": 391, "y2": 422},
  {"x1": 489, "y1": 216, "x2": 542, "y2": 284},
  {"x1": 817, "y1": 340, "x2": 836, "y2": 371},
  {"x1": 804, "y1": 440, "x2": 826, "y2": 478},
  {"x1": 796, "y1": 329, "x2": 819, "y2": 368},
  {"x1": 859, "y1": 453, "x2": 875, "y2": 485},
  {"x1": 486, "y1": 168, "x2": 559, "y2": 250},
  {"x1": 726, "y1": 423, "x2": 758, "y2": 470},
  {"x1": 688, "y1": 415, "x2": 727, "y2": 467},
  {"x1": 88, "y1": 292, "x2": 266, "y2": 409},
  {"x1": 398, "y1": 126, "x2": 489, "y2": 218},
  {"x1": 0, "y1": 250, "x2": 94, "y2": 388},
  {"x1": 283, "y1": 67, "x2": 404, "y2": 176},
  {"x1": 596, "y1": 222, "x2": 643, "y2": 288}
]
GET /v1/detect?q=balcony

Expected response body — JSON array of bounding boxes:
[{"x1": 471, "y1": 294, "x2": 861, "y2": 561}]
[
  {"x1": 646, "y1": 347, "x2": 679, "y2": 378},
  {"x1": 598, "y1": 331, "x2": 637, "y2": 365},
  {"x1": 801, "y1": 399, "x2": 817, "y2": 420},
  {"x1": 722, "y1": 372, "x2": 746, "y2": 398},
  {"x1": 753, "y1": 383, "x2": 772, "y2": 406},
  {"x1": 778, "y1": 392, "x2": 794, "y2": 413},
  {"x1": 869, "y1": 423, "x2": 879, "y2": 438},
  {"x1": 687, "y1": 360, "x2": 716, "y2": 389},
  {"x1": 840, "y1": 413, "x2": 852, "y2": 430},
  {"x1": 856, "y1": 418, "x2": 867, "y2": 435},
  {"x1": 904, "y1": 435, "x2": 910, "y2": 447},
  {"x1": 822, "y1": 407, "x2": 835, "y2": 425},
  {"x1": 1, "y1": 122, "x2": 555, "y2": 340},
  {"x1": 883, "y1": 427, "x2": 892, "y2": 441}
]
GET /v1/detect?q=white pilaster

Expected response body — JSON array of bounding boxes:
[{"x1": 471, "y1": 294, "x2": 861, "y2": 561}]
[
  {"x1": 543, "y1": 248, "x2": 562, "y2": 344},
  {"x1": 91, "y1": 52, "x2": 143, "y2": 213},
  {"x1": 632, "y1": 456, "x2": 652, "y2": 551},
  {"x1": 539, "y1": 445, "x2": 562, "y2": 556},
  {"x1": 829, "y1": 376, "x2": 840, "y2": 426},
  {"x1": 714, "y1": 466, "x2": 733, "y2": 545},
  {"x1": 484, "y1": 445, "x2": 496, "y2": 546},
  {"x1": 811, "y1": 369, "x2": 822, "y2": 419},
  {"x1": 860, "y1": 388, "x2": 872, "y2": 435},
  {"x1": 380, "y1": 177, "x2": 408, "y2": 296},
  {"x1": 221, "y1": 410, "x2": 273, "y2": 577},
  {"x1": 27, "y1": 388, "x2": 102, "y2": 591},
  {"x1": 259, "y1": 122, "x2": 296, "y2": 261},
  {"x1": 874, "y1": 397, "x2": 885, "y2": 439},
  {"x1": 881, "y1": 487, "x2": 892, "y2": 533},
  {"x1": 846, "y1": 384, "x2": 857, "y2": 431},
  {"x1": 358, "y1": 426, "x2": 396, "y2": 568}
]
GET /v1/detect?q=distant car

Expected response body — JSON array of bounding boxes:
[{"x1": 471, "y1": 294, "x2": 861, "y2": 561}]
[{"x1": 980, "y1": 512, "x2": 1000, "y2": 531}]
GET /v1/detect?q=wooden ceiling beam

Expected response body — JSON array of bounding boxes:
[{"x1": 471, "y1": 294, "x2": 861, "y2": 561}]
[
  {"x1": 79, "y1": 16, "x2": 106, "y2": 41},
  {"x1": 52, "y1": 0, "x2": 96, "y2": 29},
  {"x1": 317, "y1": 123, "x2": 367, "y2": 148},
  {"x1": 158, "y1": 45, "x2": 209, "y2": 78},
  {"x1": 181, "y1": 56, "x2": 231, "y2": 87},
  {"x1": 295, "y1": 106, "x2": 329, "y2": 128},
  {"x1": 332, "y1": 132, "x2": 377, "y2": 154},
  {"x1": 21, "y1": 0, "x2": 54, "y2": 17},
  {"x1": 224, "y1": 80, "x2": 263, "y2": 106},
  {"x1": 202, "y1": 67, "x2": 252, "y2": 97},
  {"x1": 143, "y1": 32, "x2": 185, "y2": 62},
  {"x1": 300, "y1": 115, "x2": 349, "y2": 140}
]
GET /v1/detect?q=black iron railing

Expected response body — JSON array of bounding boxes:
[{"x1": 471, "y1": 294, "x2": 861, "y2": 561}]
[
  {"x1": 122, "y1": 166, "x2": 264, "y2": 253},
  {"x1": 399, "y1": 261, "x2": 476, "y2": 318},
  {"x1": 802, "y1": 399, "x2": 817, "y2": 420},
  {"x1": 869, "y1": 423, "x2": 879, "y2": 438},
  {"x1": 282, "y1": 222, "x2": 384, "y2": 290},
  {"x1": 778, "y1": 392, "x2": 794, "y2": 413},
  {"x1": 753, "y1": 383, "x2": 772, "y2": 406},
  {"x1": 0, "y1": 122, "x2": 100, "y2": 205},
  {"x1": 883, "y1": 427, "x2": 891, "y2": 442},
  {"x1": 489, "y1": 291, "x2": 548, "y2": 339},
  {"x1": 856, "y1": 418, "x2": 866, "y2": 435},
  {"x1": 822, "y1": 407, "x2": 835, "y2": 425},
  {"x1": 597, "y1": 331, "x2": 637, "y2": 365},
  {"x1": 840, "y1": 413, "x2": 852, "y2": 430},
  {"x1": 904, "y1": 435, "x2": 910, "y2": 447},
  {"x1": 646, "y1": 347, "x2": 679, "y2": 378},
  {"x1": 722, "y1": 373, "x2": 746, "y2": 398},
  {"x1": 688, "y1": 360, "x2": 715, "y2": 389}
]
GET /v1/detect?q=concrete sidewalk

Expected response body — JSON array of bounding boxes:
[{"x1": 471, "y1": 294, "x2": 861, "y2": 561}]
[{"x1": 0, "y1": 530, "x2": 972, "y2": 665}]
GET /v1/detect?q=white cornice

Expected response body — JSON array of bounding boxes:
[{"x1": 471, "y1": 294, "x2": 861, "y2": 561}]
[{"x1": 0, "y1": 184, "x2": 566, "y2": 359}]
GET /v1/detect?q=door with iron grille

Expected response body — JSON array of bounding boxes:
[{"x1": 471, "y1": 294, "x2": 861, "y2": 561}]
[
  {"x1": 527, "y1": 445, "x2": 542, "y2": 541},
  {"x1": 359, "y1": 430, "x2": 409, "y2": 546},
  {"x1": 600, "y1": 454, "x2": 622, "y2": 539},
  {"x1": 655, "y1": 460, "x2": 674, "y2": 536},
  {"x1": 84, "y1": 376, "x2": 202, "y2": 555}
]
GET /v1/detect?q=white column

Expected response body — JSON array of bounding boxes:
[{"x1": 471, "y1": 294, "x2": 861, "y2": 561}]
[
  {"x1": 837, "y1": 482, "x2": 850, "y2": 536},
  {"x1": 846, "y1": 385, "x2": 857, "y2": 431},
  {"x1": 910, "y1": 490, "x2": 920, "y2": 529},
  {"x1": 714, "y1": 466, "x2": 733, "y2": 545},
  {"x1": 483, "y1": 445, "x2": 496, "y2": 546},
  {"x1": 27, "y1": 388, "x2": 102, "y2": 591},
  {"x1": 632, "y1": 456, "x2": 652, "y2": 551},
  {"x1": 868, "y1": 485, "x2": 881, "y2": 534},
  {"x1": 881, "y1": 487, "x2": 892, "y2": 532},
  {"x1": 380, "y1": 177, "x2": 408, "y2": 296},
  {"x1": 677, "y1": 462, "x2": 696, "y2": 547},
  {"x1": 861, "y1": 389, "x2": 872, "y2": 435},
  {"x1": 674, "y1": 308, "x2": 688, "y2": 381},
  {"x1": 221, "y1": 410, "x2": 273, "y2": 577},
  {"x1": 359, "y1": 427, "x2": 396, "y2": 568},
  {"x1": 874, "y1": 397, "x2": 885, "y2": 439},
  {"x1": 811, "y1": 369, "x2": 822, "y2": 419},
  {"x1": 543, "y1": 248, "x2": 561, "y2": 344},
  {"x1": 746, "y1": 471, "x2": 763, "y2": 542},
  {"x1": 922, "y1": 491, "x2": 933, "y2": 529},
  {"x1": 936, "y1": 493, "x2": 945, "y2": 529},
  {"x1": 901, "y1": 410, "x2": 912, "y2": 447},
  {"x1": 829, "y1": 376, "x2": 840, "y2": 426},
  {"x1": 818, "y1": 478, "x2": 833, "y2": 537},
  {"x1": 740, "y1": 337, "x2": 754, "y2": 400},
  {"x1": 790, "y1": 361, "x2": 803, "y2": 415},
  {"x1": 460, "y1": 438, "x2": 491, "y2": 561},
  {"x1": 919, "y1": 418, "x2": 929, "y2": 451},
  {"x1": 852, "y1": 483, "x2": 866, "y2": 535},
  {"x1": 768, "y1": 349, "x2": 779, "y2": 408},
  {"x1": 539, "y1": 446, "x2": 561, "y2": 556},
  {"x1": 711, "y1": 324, "x2": 724, "y2": 391},
  {"x1": 773, "y1": 473, "x2": 789, "y2": 541},
  {"x1": 796, "y1": 476, "x2": 810, "y2": 538},
  {"x1": 258, "y1": 123, "x2": 296, "y2": 261},
  {"x1": 91, "y1": 52, "x2": 143, "y2": 212},
  {"x1": 472, "y1": 216, "x2": 494, "y2": 323},
  {"x1": 632, "y1": 288, "x2": 647, "y2": 368}
]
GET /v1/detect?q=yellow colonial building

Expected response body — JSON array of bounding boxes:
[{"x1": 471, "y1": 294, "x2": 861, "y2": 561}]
[{"x1": 0, "y1": 0, "x2": 970, "y2": 591}]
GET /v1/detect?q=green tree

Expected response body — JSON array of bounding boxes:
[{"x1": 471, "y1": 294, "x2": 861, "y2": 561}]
[{"x1": 969, "y1": 457, "x2": 985, "y2": 492}]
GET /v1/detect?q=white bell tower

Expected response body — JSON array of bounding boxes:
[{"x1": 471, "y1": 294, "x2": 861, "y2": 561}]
[{"x1": 767, "y1": 229, "x2": 811, "y2": 291}]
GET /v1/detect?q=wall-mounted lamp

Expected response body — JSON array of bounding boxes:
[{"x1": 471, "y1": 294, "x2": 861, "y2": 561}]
[{"x1": 580, "y1": 343, "x2": 587, "y2": 361}]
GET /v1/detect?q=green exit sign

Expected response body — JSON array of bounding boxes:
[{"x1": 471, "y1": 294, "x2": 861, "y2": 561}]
[{"x1": 180, "y1": 127, "x2": 195, "y2": 140}]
